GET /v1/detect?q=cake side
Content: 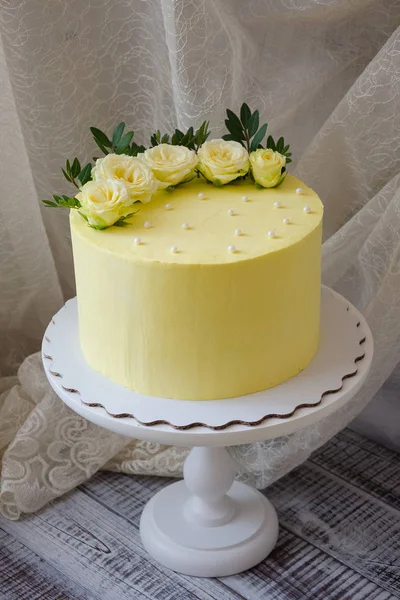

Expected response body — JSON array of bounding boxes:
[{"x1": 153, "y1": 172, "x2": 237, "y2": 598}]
[{"x1": 71, "y1": 176, "x2": 323, "y2": 400}]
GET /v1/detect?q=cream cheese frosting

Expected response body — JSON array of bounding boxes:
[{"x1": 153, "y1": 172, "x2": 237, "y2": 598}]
[{"x1": 71, "y1": 174, "x2": 323, "y2": 400}]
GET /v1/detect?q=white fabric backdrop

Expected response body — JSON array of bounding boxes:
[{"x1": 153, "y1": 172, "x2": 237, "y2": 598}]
[{"x1": 0, "y1": 0, "x2": 399, "y2": 519}]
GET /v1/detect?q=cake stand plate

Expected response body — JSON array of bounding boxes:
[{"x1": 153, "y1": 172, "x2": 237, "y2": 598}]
[
  {"x1": 42, "y1": 287, "x2": 373, "y2": 577},
  {"x1": 42, "y1": 287, "x2": 370, "y2": 446}
]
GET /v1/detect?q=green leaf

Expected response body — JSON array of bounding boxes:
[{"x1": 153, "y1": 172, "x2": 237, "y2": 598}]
[
  {"x1": 226, "y1": 109, "x2": 242, "y2": 132},
  {"x1": 88, "y1": 223, "x2": 108, "y2": 230},
  {"x1": 94, "y1": 140, "x2": 110, "y2": 155},
  {"x1": 240, "y1": 103, "x2": 251, "y2": 127},
  {"x1": 78, "y1": 211, "x2": 89, "y2": 222},
  {"x1": 47, "y1": 194, "x2": 80, "y2": 209},
  {"x1": 61, "y1": 194, "x2": 80, "y2": 208},
  {"x1": 128, "y1": 142, "x2": 146, "y2": 157},
  {"x1": 90, "y1": 127, "x2": 112, "y2": 148},
  {"x1": 61, "y1": 159, "x2": 81, "y2": 188},
  {"x1": 221, "y1": 133, "x2": 236, "y2": 141},
  {"x1": 151, "y1": 131, "x2": 169, "y2": 146},
  {"x1": 179, "y1": 126, "x2": 195, "y2": 149},
  {"x1": 116, "y1": 131, "x2": 134, "y2": 154},
  {"x1": 77, "y1": 163, "x2": 92, "y2": 186},
  {"x1": 112, "y1": 122, "x2": 125, "y2": 147},
  {"x1": 250, "y1": 123, "x2": 268, "y2": 152},
  {"x1": 247, "y1": 110, "x2": 259, "y2": 138},
  {"x1": 171, "y1": 129, "x2": 185, "y2": 145},
  {"x1": 71, "y1": 157, "x2": 81, "y2": 178},
  {"x1": 195, "y1": 121, "x2": 210, "y2": 147},
  {"x1": 276, "y1": 137, "x2": 284, "y2": 153},
  {"x1": 61, "y1": 168, "x2": 71, "y2": 183},
  {"x1": 113, "y1": 210, "x2": 138, "y2": 227},
  {"x1": 224, "y1": 118, "x2": 243, "y2": 139},
  {"x1": 266, "y1": 135, "x2": 275, "y2": 150}
]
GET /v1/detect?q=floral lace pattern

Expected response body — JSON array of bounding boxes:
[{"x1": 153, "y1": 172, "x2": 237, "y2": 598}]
[{"x1": 0, "y1": 1, "x2": 399, "y2": 519}]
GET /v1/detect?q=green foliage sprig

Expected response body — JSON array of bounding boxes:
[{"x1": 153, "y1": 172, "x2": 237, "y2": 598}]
[
  {"x1": 78, "y1": 210, "x2": 138, "y2": 230},
  {"x1": 222, "y1": 103, "x2": 292, "y2": 163},
  {"x1": 266, "y1": 135, "x2": 292, "y2": 165},
  {"x1": 61, "y1": 157, "x2": 92, "y2": 189},
  {"x1": 222, "y1": 104, "x2": 267, "y2": 153},
  {"x1": 90, "y1": 122, "x2": 146, "y2": 157},
  {"x1": 150, "y1": 120, "x2": 210, "y2": 151},
  {"x1": 42, "y1": 194, "x2": 81, "y2": 209}
]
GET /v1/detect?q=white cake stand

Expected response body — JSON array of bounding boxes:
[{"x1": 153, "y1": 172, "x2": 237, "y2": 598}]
[{"x1": 42, "y1": 287, "x2": 373, "y2": 578}]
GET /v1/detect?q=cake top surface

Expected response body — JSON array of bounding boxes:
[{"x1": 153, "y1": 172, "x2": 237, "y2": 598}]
[{"x1": 70, "y1": 174, "x2": 323, "y2": 265}]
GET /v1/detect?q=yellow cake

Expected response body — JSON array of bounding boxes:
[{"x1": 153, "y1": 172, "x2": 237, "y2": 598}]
[{"x1": 71, "y1": 174, "x2": 323, "y2": 400}]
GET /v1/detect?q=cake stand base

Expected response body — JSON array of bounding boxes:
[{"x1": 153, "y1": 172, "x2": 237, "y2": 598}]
[
  {"x1": 140, "y1": 446, "x2": 279, "y2": 577},
  {"x1": 141, "y1": 481, "x2": 278, "y2": 577}
]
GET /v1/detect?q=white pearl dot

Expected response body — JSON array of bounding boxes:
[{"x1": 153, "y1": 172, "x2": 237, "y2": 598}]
[
  {"x1": 181, "y1": 222, "x2": 190, "y2": 230},
  {"x1": 235, "y1": 228, "x2": 242, "y2": 236},
  {"x1": 274, "y1": 201, "x2": 281, "y2": 208},
  {"x1": 283, "y1": 217, "x2": 290, "y2": 225},
  {"x1": 198, "y1": 192, "x2": 205, "y2": 199},
  {"x1": 296, "y1": 188, "x2": 304, "y2": 195},
  {"x1": 228, "y1": 245, "x2": 236, "y2": 254},
  {"x1": 268, "y1": 230, "x2": 275, "y2": 238},
  {"x1": 242, "y1": 195, "x2": 249, "y2": 202},
  {"x1": 165, "y1": 203, "x2": 172, "y2": 210},
  {"x1": 171, "y1": 246, "x2": 178, "y2": 254},
  {"x1": 303, "y1": 206, "x2": 311, "y2": 214},
  {"x1": 134, "y1": 237, "x2": 141, "y2": 245},
  {"x1": 228, "y1": 209, "x2": 235, "y2": 216},
  {"x1": 144, "y1": 221, "x2": 151, "y2": 229}
]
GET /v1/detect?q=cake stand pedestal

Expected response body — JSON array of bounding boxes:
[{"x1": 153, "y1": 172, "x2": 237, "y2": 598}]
[{"x1": 42, "y1": 287, "x2": 373, "y2": 578}]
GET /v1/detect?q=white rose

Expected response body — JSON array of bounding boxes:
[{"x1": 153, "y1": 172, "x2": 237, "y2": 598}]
[
  {"x1": 140, "y1": 144, "x2": 198, "y2": 187},
  {"x1": 197, "y1": 139, "x2": 249, "y2": 185},
  {"x1": 92, "y1": 153, "x2": 158, "y2": 203},
  {"x1": 250, "y1": 149, "x2": 286, "y2": 188},
  {"x1": 76, "y1": 179, "x2": 133, "y2": 228}
]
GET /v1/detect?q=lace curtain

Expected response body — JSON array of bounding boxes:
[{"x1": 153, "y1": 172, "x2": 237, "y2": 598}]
[{"x1": 1, "y1": 0, "x2": 399, "y2": 519}]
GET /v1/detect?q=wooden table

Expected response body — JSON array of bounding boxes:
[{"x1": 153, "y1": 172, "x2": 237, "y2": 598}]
[{"x1": 1, "y1": 428, "x2": 399, "y2": 599}]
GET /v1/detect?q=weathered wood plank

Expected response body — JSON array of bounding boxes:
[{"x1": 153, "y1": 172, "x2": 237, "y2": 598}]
[
  {"x1": 223, "y1": 527, "x2": 397, "y2": 600},
  {"x1": 0, "y1": 526, "x2": 95, "y2": 600},
  {"x1": 311, "y1": 430, "x2": 400, "y2": 510},
  {"x1": 268, "y1": 460, "x2": 400, "y2": 596},
  {"x1": 0, "y1": 488, "x2": 242, "y2": 600}
]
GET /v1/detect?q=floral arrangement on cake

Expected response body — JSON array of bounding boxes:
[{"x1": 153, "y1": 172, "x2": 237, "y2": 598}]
[{"x1": 43, "y1": 104, "x2": 292, "y2": 230}]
